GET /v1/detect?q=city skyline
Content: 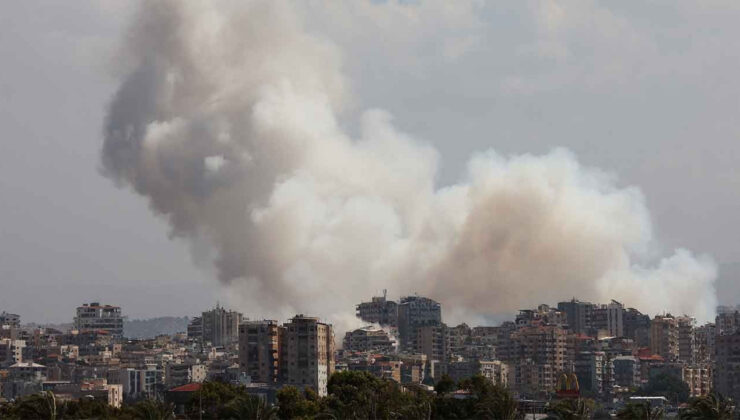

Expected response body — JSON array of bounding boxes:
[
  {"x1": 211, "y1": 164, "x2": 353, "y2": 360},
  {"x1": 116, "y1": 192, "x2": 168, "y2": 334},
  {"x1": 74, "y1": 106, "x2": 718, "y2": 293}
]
[{"x1": 3, "y1": 1, "x2": 740, "y2": 414}]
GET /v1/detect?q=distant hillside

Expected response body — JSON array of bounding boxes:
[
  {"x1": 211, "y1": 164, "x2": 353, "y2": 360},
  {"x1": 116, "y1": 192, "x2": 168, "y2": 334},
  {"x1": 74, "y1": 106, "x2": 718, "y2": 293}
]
[{"x1": 124, "y1": 316, "x2": 189, "y2": 339}]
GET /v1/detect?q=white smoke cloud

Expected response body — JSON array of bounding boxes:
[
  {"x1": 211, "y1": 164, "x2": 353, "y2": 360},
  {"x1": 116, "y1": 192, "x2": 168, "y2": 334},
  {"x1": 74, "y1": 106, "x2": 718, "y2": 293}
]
[{"x1": 102, "y1": 0, "x2": 717, "y2": 328}]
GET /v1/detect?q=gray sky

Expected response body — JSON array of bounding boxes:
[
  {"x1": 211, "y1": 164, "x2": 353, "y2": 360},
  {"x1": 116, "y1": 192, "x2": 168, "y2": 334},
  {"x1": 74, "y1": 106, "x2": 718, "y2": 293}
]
[{"x1": 2, "y1": 1, "x2": 739, "y2": 324}]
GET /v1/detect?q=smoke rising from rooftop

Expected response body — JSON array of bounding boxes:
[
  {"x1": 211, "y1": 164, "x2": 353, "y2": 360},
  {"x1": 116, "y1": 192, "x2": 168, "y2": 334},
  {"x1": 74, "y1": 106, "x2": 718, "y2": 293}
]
[{"x1": 102, "y1": 1, "x2": 717, "y2": 329}]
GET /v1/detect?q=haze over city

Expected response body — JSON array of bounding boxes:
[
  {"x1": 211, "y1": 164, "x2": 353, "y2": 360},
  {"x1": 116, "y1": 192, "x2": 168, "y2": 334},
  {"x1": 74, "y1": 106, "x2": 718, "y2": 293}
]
[{"x1": 3, "y1": 1, "x2": 740, "y2": 330}]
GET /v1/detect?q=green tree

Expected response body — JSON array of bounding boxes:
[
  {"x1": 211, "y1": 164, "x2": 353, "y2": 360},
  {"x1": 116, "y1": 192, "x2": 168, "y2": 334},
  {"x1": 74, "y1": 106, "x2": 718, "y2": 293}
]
[
  {"x1": 185, "y1": 381, "x2": 244, "y2": 419},
  {"x1": 431, "y1": 395, "x2": 475, "y2": 420},
  {"x1": 276, "y1": 386, "x2": 320, "y2": 419},
  {"x1": 461, "y1": 375, "x2": 522, "y2": 420},
  {"x1": 435, "y1": 374, "x2": 457, "y2": 395},
  {"x1": 679, "y1": 392, "x2": 735, "y2": 420},
  {"x1": 616, "y1": 402, "x2": 664, "y2": 420},
  {"x1": 10, "y1": 391, "x2": 58, "y2": 420},
  {"x1": 323, "y1": 371, "x2": 383, "y2": 418},
  {"x1": 220, "y1": 395, "x2": 277, "y2": 420},
  {"x1": 58, "y1": 397, "x2": 119, "y2": 419},
  {"x1": 120, "y1": 399, "x2": 174, "y2": 420},
  {"x1": 636, "y1": 372, "x2": 690, "y2": 403}
]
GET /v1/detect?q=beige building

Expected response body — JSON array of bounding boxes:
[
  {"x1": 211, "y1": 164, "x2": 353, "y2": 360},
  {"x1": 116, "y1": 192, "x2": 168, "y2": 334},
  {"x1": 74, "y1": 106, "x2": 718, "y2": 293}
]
[
  {"x1": 508, "y1": 325, "x2": 569, "y2": 393},
  {"x1": 683, "y1": 365, "x2": 712, "y2": 397},
  {"x1": 0, "y1": 338, "x2": 25, "y2": 366},
  {"x1": 415, "y1": 324, "x2": 448, "y2": 363},
  {"x1": 650, "y1": 315, "x2": 679, "y2": 362},
  {"x1": 479, "y1": 360, "x2": 509, "y2": 387},
  {"x1": 280, "y1": 315, "x2": 335, "y2": 396},
  {"x1": 239, "y1": 320, "x2": 281, "y2": 383},
  {"x1": 677, "y1": 316, "x2": 696, "y2": 364}
]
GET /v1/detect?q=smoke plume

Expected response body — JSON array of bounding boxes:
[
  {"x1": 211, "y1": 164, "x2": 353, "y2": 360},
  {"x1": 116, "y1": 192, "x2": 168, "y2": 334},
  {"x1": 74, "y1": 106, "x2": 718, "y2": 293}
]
[{"x1": 102, "y1": 1, "x2": 717, "y2": 329}]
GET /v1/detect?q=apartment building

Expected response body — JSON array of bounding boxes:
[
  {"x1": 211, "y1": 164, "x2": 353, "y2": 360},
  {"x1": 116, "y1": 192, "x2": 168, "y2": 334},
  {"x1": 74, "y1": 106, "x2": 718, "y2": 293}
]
[
  {"x1": 650, "y1": 315, "x2": 679, "y2": 362},
  {"x1": 355, "y1": 290, "x2": 398, "y2": 327},
  {"x1": 683, "y1": 365, "x2": 711, "y2": 397},
  {"x1": 714, "y1": 332, "x2": 740, "y2": 403},
  {"x1": 343, "y1": 327, "x2": 395, "y2": 353},
  {"x1": 74, "y1": 303, "x2": 123, "y2": 338},
  {"x1": 397, "y1": 296, "x2": 442, "y2": 352},
  {"x1": 677, "y1": 316, "x2": 696, "y2": 364},
  {"x1": 239, "y1": 320, "x2": 281, "y2": 383},
  {"x1": 415, "y1": 324, "x2": 448, "y2": 362},
  {"x1": 280, "y1": 315, "x2": 335, "y2": 396},
  {"x1": 201, "y1": 305, "x2": 242, "y2": 347},
  {"x1": 510, "y1": 325, "x2": 569, "y2": 392},
  {"x1": 558, "y1": 299, "x2": 594, "y2": 335},
  {"x1": 695, "y1": 323, "x2": 716, "y2": 364}
]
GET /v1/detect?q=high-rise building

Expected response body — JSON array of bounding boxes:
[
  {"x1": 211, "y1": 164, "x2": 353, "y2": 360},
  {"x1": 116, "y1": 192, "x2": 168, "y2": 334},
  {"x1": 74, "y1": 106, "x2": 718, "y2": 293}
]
[
  {"x1": 677, "y1": 316, "x2": 696, "y2": 364},
  {"x1": 397, "y1": 296, "x2": 441, "y2": 352},
  {"x1": 714, "y1": 331, "x2": 740, "y2": 402},
  {"x1": 607, "y1": 301, "x2": 625, "y2": 338},
  {"x1": 695, "y1": 323, "x2": 716, "y2": 364},
  {"x1": 239, "y1": 320, "x2": 281, "y2": 383},
  {"x1": 510, "y1": 325, "x2": 569, "y2": 391},
  {"x1": 623, "y1": 308, "x2": 651, "y2": 347},
  {"x1": 187, "y1": 316, "x2": 202, "y2": 341},
  {"x1": 557, "y1": 299, "x2": 594, "y2": 335},
  {"x1": 201, "y1": 305, "x2": 242, "y2": 347},
  {"x1": 415, "y1": 324, "x2": 448, "y2": 362},
  {"x1": 716, "y1": 310, "x2": 740, "y2": 335},
  {"x1": 650, "y1": 315, "x2": 678, "y2": 362},
  {"x1": 74, "y1": 303, "x2": 123, "y2": 338},
  {"x1": 574, "y1": 351, "x2": 612, "y2": 395},
  {"x1": 280, "y1": 315, "x2": 335, "y2": 396},
  {"x1": 356, "y1": 290, "x2": 398, "y2": 327}
]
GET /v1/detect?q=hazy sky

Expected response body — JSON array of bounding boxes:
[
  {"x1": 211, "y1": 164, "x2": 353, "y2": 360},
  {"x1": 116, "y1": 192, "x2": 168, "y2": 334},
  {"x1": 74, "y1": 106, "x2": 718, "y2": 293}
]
[{"x1": 2, "y1": 1, "x2": 740, "y2": 324}]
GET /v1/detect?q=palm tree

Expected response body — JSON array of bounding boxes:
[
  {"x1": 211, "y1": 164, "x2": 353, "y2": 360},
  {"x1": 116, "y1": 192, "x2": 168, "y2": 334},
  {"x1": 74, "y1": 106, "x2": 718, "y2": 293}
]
[
  {"x1": 616, "y1": 402, "x2": 664, "y2": 420},
  {"x1": 474, "y1": 386, "x2": 523, "y2": 420},
  {"x1": 680, "y1": 392, "x2": 735, "y2": 419},
  {"x1": 125, "y1": 399, "x2": 175, "y2": 420},
  {"x1": 546, "y1": 398, "x2": 592, "y2": 420},
  {"x1": 220, "y1": 395, "x2": 278, "y2": 420},
  {"x1": 13, "y1": 391, "x2": 57, "y2": 420}
]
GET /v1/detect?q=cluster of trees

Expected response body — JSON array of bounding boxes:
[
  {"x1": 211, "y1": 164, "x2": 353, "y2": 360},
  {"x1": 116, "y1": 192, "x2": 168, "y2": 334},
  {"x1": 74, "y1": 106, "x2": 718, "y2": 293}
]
[
  {"x1": 0, "y1": 391, "x2": 175, "y2": 419},
  {"x1": 274, "y1": 372, "x2": 521, "y2": 419},
  {"x1": 634, "y1": 372, "x2": 691, "y2": 404},
  {"x1": 0, "y1": 372, "x2": 735, "y2": 419}
]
